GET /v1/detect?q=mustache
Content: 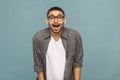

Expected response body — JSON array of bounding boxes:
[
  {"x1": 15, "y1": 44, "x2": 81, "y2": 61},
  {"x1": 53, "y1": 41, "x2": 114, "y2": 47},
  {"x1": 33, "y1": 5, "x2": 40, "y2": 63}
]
[{"x1": 48, "y1": 22, "x2": 65, "y2": 27}]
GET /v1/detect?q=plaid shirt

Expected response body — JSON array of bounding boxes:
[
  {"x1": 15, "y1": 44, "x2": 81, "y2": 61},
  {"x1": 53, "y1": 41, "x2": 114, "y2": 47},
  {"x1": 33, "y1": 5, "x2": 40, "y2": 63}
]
[{"x1": 32, "y1": 27, "x2": 83, "y2": 80}]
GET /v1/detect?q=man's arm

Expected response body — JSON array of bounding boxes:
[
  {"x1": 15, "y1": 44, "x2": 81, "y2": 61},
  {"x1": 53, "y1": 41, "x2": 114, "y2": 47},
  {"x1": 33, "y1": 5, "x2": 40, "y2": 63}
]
[
  {"x1": 74, "y1": 32, "x2": 83, "y2": 80},
  {"x1": 74, "y1": 66, "x2": 81, "y2": 80},
  {"x1": 37, "y1": 71, "x2": 44, "y2": 80},
  {"x1": 33, "y1": 36, "x2": 45, "y2": 80}
]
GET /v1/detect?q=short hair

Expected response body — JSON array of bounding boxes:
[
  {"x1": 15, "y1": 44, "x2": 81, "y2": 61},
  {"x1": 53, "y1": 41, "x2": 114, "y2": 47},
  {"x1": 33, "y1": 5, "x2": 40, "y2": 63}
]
[{"x1": 47, "y1": 6, "x2": 65, "y2": 17}]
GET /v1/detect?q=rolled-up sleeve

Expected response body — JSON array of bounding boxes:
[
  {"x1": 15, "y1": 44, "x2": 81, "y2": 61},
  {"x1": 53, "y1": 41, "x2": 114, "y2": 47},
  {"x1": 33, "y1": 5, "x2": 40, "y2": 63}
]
[
  {"x1": 32, "y1": 36, "x2": 44, "y2": 72},
  {"x1": 74, "y1": 32, "x2": 83, "y2": 67}
]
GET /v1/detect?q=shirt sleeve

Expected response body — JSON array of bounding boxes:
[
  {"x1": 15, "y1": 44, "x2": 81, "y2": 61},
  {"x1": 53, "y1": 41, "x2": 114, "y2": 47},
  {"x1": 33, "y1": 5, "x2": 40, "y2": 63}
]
[
  {"x1": 32, "y1": 36, "x2": 44, "y2": 72},
  {"x1": 74, "y1": 32, "x2": 84, "y2": 67}
]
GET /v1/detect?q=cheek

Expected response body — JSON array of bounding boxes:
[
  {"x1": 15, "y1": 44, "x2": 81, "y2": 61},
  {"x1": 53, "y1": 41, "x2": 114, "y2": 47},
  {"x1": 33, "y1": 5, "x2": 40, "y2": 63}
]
[
  {"x1": 59, "y1": 21, "x2": 64, "y2": 24},
  {"x1": 48, "y1": 23, "x2": 51, "y2": 27},
  {"x1": 48, "y1": 22, "x2": 53, "y2": 26},
  {"x1": 61, "y1": 22, "x2": 65, "y2": 26}
]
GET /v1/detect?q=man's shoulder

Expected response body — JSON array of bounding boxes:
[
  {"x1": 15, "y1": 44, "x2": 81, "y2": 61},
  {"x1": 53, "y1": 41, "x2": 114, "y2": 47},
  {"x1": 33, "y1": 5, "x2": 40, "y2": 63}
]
[
  {"x1": 64, "y1": 27, "x2": 80, "y2": 35},
  {"x1": 33, "y1": 28, "x2": 49, "y2": 39}
]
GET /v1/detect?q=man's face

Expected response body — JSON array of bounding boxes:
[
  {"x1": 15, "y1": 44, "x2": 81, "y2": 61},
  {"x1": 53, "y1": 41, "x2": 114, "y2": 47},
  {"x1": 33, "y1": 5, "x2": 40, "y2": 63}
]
[{"x1": 46, "y1": 10, "x2": 66, "y2": 34}]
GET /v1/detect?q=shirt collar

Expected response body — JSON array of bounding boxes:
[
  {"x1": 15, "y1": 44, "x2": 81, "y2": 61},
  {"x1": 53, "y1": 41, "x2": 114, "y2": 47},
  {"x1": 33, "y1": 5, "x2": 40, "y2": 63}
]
[{"x1": 44, "y1": 27, "x2": 68, "y2": 40}]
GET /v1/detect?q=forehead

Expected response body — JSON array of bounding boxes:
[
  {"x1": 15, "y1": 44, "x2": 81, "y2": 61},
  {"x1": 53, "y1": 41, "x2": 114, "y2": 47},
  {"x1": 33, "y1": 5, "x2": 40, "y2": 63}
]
[{"x1": 48, "y1": 10, "x2": 64, "y2": 16}]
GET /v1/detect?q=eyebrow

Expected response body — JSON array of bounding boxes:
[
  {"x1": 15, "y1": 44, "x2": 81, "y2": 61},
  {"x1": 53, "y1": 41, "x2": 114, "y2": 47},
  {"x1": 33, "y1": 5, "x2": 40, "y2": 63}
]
[{"x1": 48, "y1": 14, "x2": 64, "y2": 17}]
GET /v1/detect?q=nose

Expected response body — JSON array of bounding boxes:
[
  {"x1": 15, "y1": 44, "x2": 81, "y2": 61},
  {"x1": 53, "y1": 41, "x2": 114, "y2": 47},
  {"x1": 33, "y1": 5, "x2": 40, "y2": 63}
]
[{"x1": 54, "y1": 18, "x2": 58, "y2": 22}]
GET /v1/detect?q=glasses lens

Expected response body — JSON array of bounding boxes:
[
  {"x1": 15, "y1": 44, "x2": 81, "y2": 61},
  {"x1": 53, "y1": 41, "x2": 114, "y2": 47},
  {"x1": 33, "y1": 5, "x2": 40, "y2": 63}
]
[
  {"x1": 48, "y1": 16, "x2": 54, "y2": 22},
  {"x1": 48, "y1": 15, "x2": 64, "y2": 22},
  {"x1": 58, "y1": 16, "x2": 63, "y2": 20}
]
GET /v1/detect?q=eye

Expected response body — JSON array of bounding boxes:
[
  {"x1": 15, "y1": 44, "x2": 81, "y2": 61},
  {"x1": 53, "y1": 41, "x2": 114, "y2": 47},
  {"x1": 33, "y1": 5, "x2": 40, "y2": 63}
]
[
  {"x1": 58, "y1": 16, "x2": 63, "y2": 19},
  {"x1": 48, "y1": 16, "x2": 54, "y2": 19}
]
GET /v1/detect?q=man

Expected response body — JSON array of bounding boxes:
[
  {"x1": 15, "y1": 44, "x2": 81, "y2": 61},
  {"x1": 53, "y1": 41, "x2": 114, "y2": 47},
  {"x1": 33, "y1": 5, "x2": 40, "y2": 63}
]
[{"x1": 33, "y1": 6, "x2": 83, "y2": 80}]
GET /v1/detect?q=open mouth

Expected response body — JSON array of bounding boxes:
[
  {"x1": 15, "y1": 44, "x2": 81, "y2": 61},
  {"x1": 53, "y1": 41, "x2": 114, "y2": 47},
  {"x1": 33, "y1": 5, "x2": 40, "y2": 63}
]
[{"x1": 52, "y1": 24, "x2": 60, "y2": 27}]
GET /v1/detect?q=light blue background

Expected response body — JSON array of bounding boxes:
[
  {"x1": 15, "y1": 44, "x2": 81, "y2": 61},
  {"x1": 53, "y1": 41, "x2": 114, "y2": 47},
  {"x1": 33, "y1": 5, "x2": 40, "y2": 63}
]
[{"x1": 0, "y1": 0, "x2": 120, "y2": 80}]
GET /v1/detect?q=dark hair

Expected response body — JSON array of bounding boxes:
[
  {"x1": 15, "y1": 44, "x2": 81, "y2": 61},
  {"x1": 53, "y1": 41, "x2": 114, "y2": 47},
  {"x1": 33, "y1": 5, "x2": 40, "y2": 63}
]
[{"x1": 47, "y1": 6, "x2": 65, "y2": 17}]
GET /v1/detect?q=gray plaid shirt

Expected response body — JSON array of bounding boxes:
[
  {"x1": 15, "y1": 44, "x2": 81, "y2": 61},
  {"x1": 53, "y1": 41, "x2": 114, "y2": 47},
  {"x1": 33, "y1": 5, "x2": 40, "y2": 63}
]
[{"x1": 33, "y1": 27, "x2": 83, "y2": 80}]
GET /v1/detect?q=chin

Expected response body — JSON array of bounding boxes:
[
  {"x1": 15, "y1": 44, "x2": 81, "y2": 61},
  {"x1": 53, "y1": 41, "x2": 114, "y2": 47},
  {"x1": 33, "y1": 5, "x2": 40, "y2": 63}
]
[{"x1": 53, "y1": 31, "x2": 60, "y2": 33}]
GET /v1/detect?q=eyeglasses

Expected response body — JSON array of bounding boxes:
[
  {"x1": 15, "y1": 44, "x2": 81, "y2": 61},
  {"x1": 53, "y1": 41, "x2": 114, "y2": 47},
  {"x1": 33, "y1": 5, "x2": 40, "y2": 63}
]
[{"x1": 48, "y1": 15, "x2": 64, "y2": 22}]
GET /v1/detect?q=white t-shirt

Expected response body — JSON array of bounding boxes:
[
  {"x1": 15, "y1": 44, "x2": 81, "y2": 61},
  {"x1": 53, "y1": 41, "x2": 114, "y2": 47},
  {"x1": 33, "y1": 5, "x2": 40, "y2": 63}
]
[{"x1": 46, "y1": 36, "x2": 66, "y2": 80}]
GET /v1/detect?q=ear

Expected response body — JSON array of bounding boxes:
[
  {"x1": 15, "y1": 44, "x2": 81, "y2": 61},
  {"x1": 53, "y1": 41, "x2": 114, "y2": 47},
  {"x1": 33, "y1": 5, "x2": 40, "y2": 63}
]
[
  {"x1": 46, "y1": 18, "x2": 48, "y2": 25},
  {"x1": 64, "y1": 18, "x2": 66, "y2": 24}
]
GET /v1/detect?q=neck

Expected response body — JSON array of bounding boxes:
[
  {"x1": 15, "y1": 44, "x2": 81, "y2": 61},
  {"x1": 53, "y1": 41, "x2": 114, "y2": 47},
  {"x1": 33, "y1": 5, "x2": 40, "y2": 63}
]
[{"x1": 50, "y1": 30, "x2": 62, "y2": 41}]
